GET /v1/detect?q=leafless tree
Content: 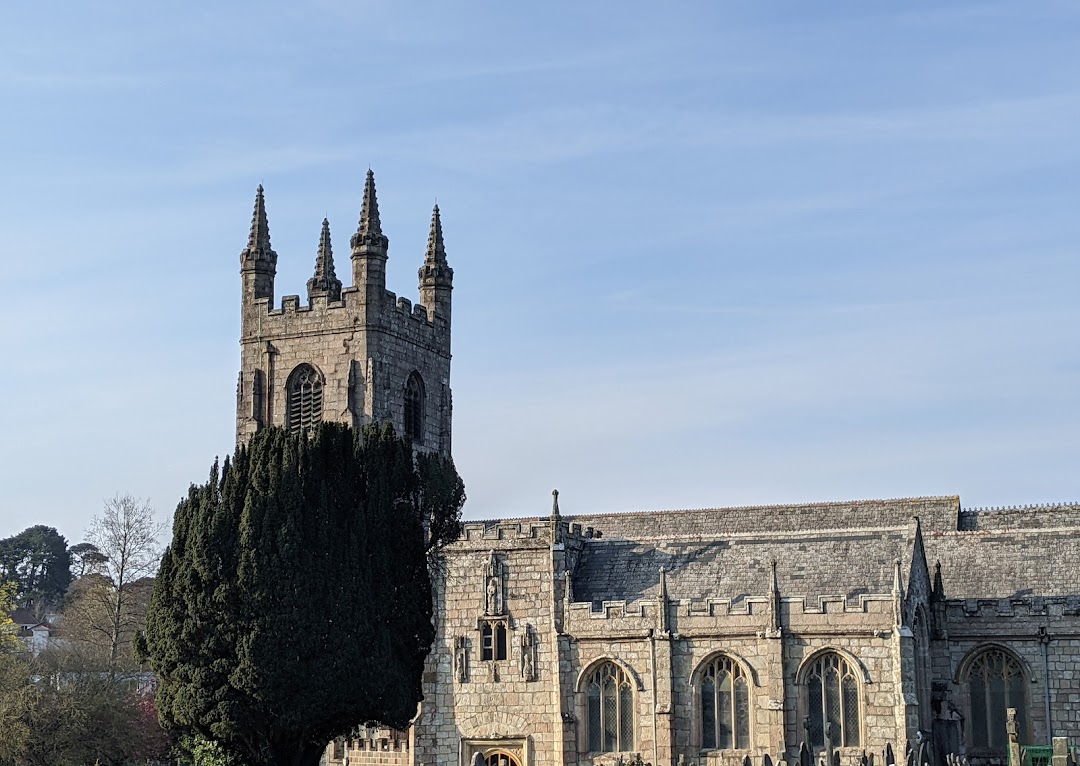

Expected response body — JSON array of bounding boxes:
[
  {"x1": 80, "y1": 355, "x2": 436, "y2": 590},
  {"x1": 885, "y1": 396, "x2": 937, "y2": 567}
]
[{"x1": 74, "y1": 494, "x2": 163, "y2": 667}]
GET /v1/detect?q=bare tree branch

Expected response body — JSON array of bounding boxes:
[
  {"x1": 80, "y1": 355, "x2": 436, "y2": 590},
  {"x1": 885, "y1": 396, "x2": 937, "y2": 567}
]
[{"x1": 82, "y1": 494, "x2": 163, "y2": 667}]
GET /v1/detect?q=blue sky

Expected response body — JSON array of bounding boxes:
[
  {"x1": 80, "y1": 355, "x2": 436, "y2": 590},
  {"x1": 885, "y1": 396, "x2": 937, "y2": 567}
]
[{"x1": 1, "y1": 2, "x2": 1078, "y2": 543}]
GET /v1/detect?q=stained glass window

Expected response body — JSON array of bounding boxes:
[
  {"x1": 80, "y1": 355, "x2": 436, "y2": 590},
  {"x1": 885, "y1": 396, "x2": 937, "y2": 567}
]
[
  {"x1": 700, "y1": 655, "x2": 751, "y2": 750},
  {"x1": 805, "y1": 653, "x2": 861, "y2": 748},
  {"x1": 965, "y1": 648, "x2": 1026, "y2": 749},
  {"x1": 586, "y1": 662, "x2": 634, "y2": 752}
]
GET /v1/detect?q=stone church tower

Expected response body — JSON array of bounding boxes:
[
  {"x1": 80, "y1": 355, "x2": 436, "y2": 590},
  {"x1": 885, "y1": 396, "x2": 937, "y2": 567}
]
[{"x1": 235, "y1": 170, "x2": 453, "y2": 451}]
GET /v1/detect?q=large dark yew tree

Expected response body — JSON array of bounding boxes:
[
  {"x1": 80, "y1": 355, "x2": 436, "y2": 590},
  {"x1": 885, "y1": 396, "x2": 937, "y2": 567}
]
[{"x1": 139, "y1": 423, "x2": 464, "y2": 766}]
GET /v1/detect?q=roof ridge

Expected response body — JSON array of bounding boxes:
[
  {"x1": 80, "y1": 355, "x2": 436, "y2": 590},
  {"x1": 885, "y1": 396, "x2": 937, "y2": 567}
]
[
  {"x1": 463, "y1": 495, "x2": 961, "y2": 526},
  {"x1": 961, "y1": 502, "x2": 1080, "y2": 513}
]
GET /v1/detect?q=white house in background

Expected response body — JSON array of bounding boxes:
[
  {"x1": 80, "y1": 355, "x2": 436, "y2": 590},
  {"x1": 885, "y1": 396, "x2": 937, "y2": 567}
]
[{"x1": 8, "y1": 607, "x2": 53, "y2": 656}]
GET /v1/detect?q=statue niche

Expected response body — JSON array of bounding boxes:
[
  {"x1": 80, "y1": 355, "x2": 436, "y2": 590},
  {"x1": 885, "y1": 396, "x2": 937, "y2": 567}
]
[
  {"x1": 483, "y1": 550, "x2": 505, "y2": 616},
  {"x1": 454, "y1": 635, "x2": 469, "y2": 683},
  {"x1": 520, "y1": 625, "x2": 537, "y2": 681}
]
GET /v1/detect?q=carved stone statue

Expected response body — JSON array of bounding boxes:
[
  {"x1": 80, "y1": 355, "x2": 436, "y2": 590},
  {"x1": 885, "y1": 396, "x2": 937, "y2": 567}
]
[
  {"x1": 520, "y1": 626, "x2": 537, "y2": 681},
  {"x1": 454, "y1": 635, "x2": 468, "y2": 683},
  {"x1": 486, "y1": 576, "x2": 501, "y2": 615},
  {"x1": 483, "y1": 551, "x2": 504, "y2": 616}
]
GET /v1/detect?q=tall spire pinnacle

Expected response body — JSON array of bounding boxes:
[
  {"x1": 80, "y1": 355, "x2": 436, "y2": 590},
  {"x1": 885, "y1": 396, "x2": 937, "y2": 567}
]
[
  {"x1": 768, "y1": 560, "x2": 782, "y2": 634},
  {"x1": 418, "y1": 201, "x2": 453, "y2": 323},
  {"x1": 241, "y1": 184, "x2": 277, "y2": 263},
  {"x1": 425, "y1": 203, "x2": 447, "y2": 264},
  {"x1": 893, "y1": 558, "x2": 906, "y2": 628},
  {"x1": 307, "y1": 218, "x2": 342, "y2": 302},
  {"x1": 352, "y1": 169, "x2": 387, "y2": 250}
]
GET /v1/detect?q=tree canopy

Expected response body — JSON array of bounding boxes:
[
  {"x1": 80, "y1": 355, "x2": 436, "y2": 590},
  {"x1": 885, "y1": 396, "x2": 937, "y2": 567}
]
[
  {"x1": 140, "y1": 422, "x2": 465, "y2": 766},
  {"x1": 0, "y1": 526, "x2": 72, "y2": 610},
  {"x1": 0, "y1": 580, "x2": 17, "y2": 654}
]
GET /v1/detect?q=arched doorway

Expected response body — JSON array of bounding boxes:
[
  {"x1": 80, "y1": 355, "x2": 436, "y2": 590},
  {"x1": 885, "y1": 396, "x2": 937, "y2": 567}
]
[{"x1": 484, "y1": 750, "x2": 521, "y2": 766}]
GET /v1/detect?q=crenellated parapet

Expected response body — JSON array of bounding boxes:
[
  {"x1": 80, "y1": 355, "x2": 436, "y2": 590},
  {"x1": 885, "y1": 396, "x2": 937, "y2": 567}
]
[
  {"x1": 564, "y1": 592, "x2": 900, "y2": 637},
  {"x1": 944, "y1": 595, "x2": 1080, "y2": 621},
  {"x1": 456, "y1": 518, "x2": 603, "y2": 548},
  {"x1": 249, "y1": 286, "x2": 448, "y2": 350}
]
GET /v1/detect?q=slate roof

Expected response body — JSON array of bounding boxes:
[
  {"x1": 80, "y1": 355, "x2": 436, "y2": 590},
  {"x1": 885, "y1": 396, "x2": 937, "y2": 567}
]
[
  {"x1": 565, "y1": 498, "x2": 1080, "y2": 604},
  {"x1": 8, "y1": 608, "x2": 46, "y2": 628}
]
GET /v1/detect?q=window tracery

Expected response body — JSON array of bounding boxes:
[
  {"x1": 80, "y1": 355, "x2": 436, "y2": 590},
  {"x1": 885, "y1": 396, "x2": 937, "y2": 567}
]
[
  {"x1": 586, "y1": 662, "x2": 634, "y2": 753},
  {"x1": 699, "y1": 655, "x2": 751, "y2": 750},
  {"x1": 404, "y1": 371, "x2": 425, "y2": 443},
  {"x1": 804, "y1": 652, "x2": 861, "y2": 748},
  {"x1": 480, "y1": 619, "x2": 508, "y2": 662},
  {"x1": 964, "y1": 647, "x2": 1026, "y2": 749}
]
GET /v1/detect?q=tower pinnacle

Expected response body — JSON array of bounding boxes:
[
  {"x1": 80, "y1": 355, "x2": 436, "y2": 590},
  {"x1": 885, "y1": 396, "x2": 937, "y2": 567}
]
[
  {"x1": 241, "y1": 184, "x2": 277, "y2": 264},
  {"x1": 351, "y1": 169, "x2": 387, "y2": 249},
  {"x1": 425, "y1": 204, "x2": 447, "y2": 265},
  {"x1": 307, "y1": 218, "x2": 342, "y2": 302},
  {"x1": 419, "y1": 202, "x2": 453, "y2": 323},
  {"x1": 240, "y1": 184, "x2": 277, "y2": 306}
]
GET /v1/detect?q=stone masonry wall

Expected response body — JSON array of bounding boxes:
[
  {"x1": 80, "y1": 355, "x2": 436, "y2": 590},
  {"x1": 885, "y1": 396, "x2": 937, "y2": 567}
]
[{"x1": 415, "y1": 521, "x2": 563, "y2": 766}]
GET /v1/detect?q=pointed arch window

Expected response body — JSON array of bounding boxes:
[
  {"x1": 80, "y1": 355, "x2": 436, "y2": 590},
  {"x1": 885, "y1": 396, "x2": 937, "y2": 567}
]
[
  {"x1": 805, "y1": 652, "x2": 861, "y2": 749},
  {"x1": 287, "y1": 364, "x2": 323, "y2": 435},
  {"x1": 586, "y1": 662, "x2": 634, "y2": 753},
  {"x1": 479, "y1": 619, "x2": 507, "y2": 662},
  {"x1": 964, "y1": 648, "x2": 1026, "y2": 749},
  {"x1": 700, "y1": 655, "x2": 751, "y2": 750},
  {"x1": 404, "y1": 372, "x2": 425, "y2": 444}
]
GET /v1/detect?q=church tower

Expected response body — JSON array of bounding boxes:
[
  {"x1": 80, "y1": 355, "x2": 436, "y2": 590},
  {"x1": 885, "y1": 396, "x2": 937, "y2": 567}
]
[{"x1": 235, "y1": 171, "x2": 453, "y2": 453}]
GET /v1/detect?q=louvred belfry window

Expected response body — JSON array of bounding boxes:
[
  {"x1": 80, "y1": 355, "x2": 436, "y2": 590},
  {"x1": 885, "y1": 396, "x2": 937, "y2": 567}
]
[{"x1": 287, "y1": 364, "x2": 323, "y2": 435}]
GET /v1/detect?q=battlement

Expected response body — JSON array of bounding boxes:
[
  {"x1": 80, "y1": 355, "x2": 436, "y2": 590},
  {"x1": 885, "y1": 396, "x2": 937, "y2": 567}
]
[
  {"x1": 243, "y1": 284, "x2": 449, "y2": 352},
  {"x1": 945, "y1": 595, "x2": 1080, "y2": 620},
  {"x1": 564, "y1": 593, "x2": 898, "y2": 637},
  {"x1": 456, "y1": 519, "x2": 601, "y2": 548},
  {"x1": 459, "y1": 520, "x2": 548, "y2": 546}
]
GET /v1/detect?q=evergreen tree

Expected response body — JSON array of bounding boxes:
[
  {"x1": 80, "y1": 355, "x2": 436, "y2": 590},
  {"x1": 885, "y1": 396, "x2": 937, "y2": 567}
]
[
  {"x1": 0, "y1": 526, "x2": 72, "y2": 610},
  {"x1": 139, "y1": 422, "x2": 464, "y2": 766}
]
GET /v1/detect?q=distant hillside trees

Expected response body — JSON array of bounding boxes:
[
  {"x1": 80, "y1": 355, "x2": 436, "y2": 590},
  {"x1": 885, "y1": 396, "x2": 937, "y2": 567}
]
[
  {"x1": 140, "y1": 422, "x2": 465, "y2": 766},
  {"x1": 68, "y1": 542, "x2": 108, "y2": 579},
  {"x1": 0, "y1": 525, "x2": 72, "y2": 610}
]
